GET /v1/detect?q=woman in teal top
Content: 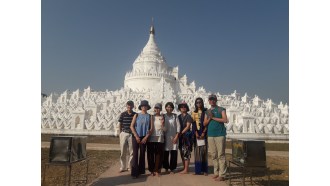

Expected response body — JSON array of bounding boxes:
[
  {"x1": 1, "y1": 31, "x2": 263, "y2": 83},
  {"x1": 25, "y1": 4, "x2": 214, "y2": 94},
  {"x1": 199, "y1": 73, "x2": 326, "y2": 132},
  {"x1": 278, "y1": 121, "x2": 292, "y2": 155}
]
[
  {"x1": 204, "y1": 94, "x2": 228, "y2": 182},
  {"x1": 206, "y1": 107, "x2": 227, "y2": 137},
  {"x1": 130, "y1": 100, "x2": 152, "y2": 178}
]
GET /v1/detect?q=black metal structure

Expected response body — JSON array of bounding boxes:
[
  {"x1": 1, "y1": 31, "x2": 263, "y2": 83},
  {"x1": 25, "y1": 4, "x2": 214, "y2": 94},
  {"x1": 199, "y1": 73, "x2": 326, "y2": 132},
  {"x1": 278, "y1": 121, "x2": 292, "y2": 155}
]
[
  {"x1": 228, "y1": 139, "x2": 270, "y2": 186},
  {"x1": 49, "y1": 136, "x2": 87, "y2": 163},
  {"x1": 43, "y1": 136, "x2": 89, "y2": 186}
]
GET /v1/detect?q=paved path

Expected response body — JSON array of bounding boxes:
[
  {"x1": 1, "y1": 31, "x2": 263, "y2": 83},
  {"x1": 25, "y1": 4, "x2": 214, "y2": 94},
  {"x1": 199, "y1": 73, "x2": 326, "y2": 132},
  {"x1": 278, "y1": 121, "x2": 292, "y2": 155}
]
[
  {"x1": 42, "y1": 142, "x2": 288, "y2": 186},
  {"x1": 87, "y1": 149, "x2": 228, "y2": 186}
]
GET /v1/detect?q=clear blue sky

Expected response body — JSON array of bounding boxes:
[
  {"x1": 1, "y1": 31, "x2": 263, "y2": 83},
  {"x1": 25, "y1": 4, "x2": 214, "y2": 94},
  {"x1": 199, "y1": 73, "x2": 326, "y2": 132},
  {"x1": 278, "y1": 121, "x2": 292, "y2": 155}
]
[
  {"x1": 42, "y1": 0, "x2": 288, "y2": 104},
  {"x1": 5, "y1": 1, "x2": 330, "y2": 185}
]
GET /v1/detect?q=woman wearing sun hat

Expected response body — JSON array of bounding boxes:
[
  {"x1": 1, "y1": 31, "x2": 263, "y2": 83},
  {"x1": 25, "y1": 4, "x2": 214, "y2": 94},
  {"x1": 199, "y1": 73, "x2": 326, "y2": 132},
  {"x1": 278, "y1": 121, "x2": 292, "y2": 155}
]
[
  {"x1": 130, "y1": 100, "x2": 152, "y2": 178},
  {"x1": 177, "y1": 101, "x2": 194, "y2": 174}
]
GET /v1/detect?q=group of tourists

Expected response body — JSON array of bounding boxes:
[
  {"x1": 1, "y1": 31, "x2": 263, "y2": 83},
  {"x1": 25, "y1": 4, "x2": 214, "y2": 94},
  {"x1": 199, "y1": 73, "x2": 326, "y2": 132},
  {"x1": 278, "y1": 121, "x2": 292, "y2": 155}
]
[{"x1": 118, "y1": 94, "x2": 228, "y2": 181}]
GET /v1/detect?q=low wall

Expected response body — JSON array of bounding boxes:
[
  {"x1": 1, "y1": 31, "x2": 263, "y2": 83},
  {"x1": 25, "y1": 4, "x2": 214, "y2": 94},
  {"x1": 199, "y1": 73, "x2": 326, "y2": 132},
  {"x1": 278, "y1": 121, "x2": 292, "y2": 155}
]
[
  {"x1": 41, "y1": 129, "x2": 116, "y2": 136},
  {"x1": 227, "y1": 133, "x2": 289, "y2": 141}
]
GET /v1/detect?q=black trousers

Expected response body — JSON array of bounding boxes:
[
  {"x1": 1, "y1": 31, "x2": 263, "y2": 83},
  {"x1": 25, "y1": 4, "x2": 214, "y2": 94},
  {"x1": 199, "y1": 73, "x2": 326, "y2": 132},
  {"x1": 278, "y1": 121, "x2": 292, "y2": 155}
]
[
  {"x1": 147, "y1": 142, "x2": 164, "y2": 173},
  {"x1": 163, "y1": 150, "x2": 178, "y2": 171},
  {"x1": 131, "y1": 136, "x2": 146, "y2": 177}
]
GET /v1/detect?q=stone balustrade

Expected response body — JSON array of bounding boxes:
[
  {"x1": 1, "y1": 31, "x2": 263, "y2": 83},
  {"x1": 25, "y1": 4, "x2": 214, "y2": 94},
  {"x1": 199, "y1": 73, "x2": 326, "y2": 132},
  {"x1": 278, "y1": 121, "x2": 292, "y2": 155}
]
[
  {"x1": 41, "y1": 87, "x2": 289, "y2": 139},
  {"x1": 125, "y1": 71, "x2": 176, "y2": 81}
]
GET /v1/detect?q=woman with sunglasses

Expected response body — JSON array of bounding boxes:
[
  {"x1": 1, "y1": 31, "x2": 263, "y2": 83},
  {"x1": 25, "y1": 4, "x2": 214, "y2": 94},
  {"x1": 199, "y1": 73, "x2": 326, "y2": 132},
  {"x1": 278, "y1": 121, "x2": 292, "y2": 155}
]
[{"x1": 191, "y1": 97, "x2": 208, "y2": 176}]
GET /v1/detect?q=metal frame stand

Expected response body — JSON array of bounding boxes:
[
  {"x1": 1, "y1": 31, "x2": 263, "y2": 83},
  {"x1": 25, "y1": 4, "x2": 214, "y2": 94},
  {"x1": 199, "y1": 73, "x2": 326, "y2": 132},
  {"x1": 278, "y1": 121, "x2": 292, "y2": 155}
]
[
  {"x1": 42, "y1": 158, "x2": 89, "y2": 186},
  {"x1": 228, "y1": 160, "x2": 270, "y2": 186}
]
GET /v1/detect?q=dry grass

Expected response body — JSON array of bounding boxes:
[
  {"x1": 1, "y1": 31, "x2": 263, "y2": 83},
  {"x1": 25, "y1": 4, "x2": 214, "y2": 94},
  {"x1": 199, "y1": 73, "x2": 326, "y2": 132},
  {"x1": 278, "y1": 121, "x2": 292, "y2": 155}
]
[
  {"x1": 41, "y1": 148, "x2": 120, "y2": 186},
  {"x1": 225, "y1": 154, "x2": 289, "y2": 186}
]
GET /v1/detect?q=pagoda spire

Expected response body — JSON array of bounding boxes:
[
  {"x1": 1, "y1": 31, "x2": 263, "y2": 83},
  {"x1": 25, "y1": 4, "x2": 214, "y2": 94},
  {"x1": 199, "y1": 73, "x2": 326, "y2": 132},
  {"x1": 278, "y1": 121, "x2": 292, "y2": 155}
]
[{"x1": 150, "y1": 17, "x2": 155, "y2": 35}]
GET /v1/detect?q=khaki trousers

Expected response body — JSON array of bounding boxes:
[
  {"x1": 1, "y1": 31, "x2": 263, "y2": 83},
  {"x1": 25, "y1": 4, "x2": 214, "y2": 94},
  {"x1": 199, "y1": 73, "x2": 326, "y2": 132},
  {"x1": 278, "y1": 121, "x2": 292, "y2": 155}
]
[
  {"x1": 208, "y1": 136, "x2": 227, "y2": 177},
  {"x1": 119, "y1": 131, "x2": 133, "y2": 171}
]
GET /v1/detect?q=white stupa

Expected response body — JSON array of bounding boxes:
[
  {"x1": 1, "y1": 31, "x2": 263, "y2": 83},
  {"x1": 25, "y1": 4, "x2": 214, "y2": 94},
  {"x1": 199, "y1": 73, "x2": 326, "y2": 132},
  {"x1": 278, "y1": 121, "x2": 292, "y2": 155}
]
[
  {"x1": 41, "y1": 24, "x2": 289, "y2": 140},
  {"x1": 124, "y1": 25, "x2": 178, "y2": 92}
]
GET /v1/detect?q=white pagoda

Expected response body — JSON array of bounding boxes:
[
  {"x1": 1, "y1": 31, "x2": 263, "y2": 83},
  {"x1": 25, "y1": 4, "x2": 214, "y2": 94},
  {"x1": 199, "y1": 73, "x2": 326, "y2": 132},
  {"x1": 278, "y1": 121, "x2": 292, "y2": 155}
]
[{"x1": 41, "y1": 25, "x2": 289, "y2": 140}]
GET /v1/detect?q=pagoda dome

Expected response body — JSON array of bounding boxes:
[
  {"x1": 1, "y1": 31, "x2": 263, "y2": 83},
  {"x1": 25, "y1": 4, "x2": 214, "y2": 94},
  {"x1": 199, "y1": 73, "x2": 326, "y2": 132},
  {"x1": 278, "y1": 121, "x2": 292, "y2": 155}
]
[{"x1": 124, "y1": 25, "x2": 178, "y2": 92}]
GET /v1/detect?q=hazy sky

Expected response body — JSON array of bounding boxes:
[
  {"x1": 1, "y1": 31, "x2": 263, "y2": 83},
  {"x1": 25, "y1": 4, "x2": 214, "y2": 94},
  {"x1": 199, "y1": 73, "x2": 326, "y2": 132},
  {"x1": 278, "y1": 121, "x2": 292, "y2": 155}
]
[{"x1": 42, "y1": 0, "x2": 288, "y2": 104}]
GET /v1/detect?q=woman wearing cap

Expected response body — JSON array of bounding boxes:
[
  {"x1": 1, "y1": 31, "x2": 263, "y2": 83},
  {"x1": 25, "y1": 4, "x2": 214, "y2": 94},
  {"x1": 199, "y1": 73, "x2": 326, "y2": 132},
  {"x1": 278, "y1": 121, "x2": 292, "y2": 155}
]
[
  {"x1": 162, "y1": 102, "x2": 180, "y2": 174},
  {"x1": 178, "y1": 101, "x2": 194, "y2": 174},
  {"x1": 191, "y1": 97, "x2": 208, "y2": 176},
  {"x1": 147, "y1": 103, "x2": 165, "y2": 177},
  {"x1": 204, "y1": 94, "x2": 228, "y2": 181},
  {"x1": 130, "y1": 100, "x2": 152, "y2": 178}
]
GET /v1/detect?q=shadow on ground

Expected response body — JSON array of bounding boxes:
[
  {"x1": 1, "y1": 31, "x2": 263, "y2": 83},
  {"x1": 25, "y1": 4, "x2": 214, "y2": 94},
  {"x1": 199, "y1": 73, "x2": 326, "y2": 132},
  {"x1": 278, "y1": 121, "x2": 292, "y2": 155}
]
[{"x1": 90, "y1": 174, "x2": 148, "y2": 186}]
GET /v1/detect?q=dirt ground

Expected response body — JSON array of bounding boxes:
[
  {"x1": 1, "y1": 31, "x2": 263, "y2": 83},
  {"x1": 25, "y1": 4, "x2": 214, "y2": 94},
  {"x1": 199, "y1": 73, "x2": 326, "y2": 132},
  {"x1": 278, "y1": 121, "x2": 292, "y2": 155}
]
[
  {"x1": 41, "y1": 134, "x2": 288, "y2": 185},
  {"x1": 41, "y1": 148, "x2": 120, "y2": 186}
]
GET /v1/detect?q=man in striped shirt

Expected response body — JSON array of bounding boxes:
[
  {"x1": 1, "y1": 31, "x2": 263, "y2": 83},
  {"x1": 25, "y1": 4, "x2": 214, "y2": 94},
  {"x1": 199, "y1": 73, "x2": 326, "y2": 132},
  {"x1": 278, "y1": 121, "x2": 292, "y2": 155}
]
[{"x1": 118, "y1": 100, "x2": 136, "y2": 173}]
